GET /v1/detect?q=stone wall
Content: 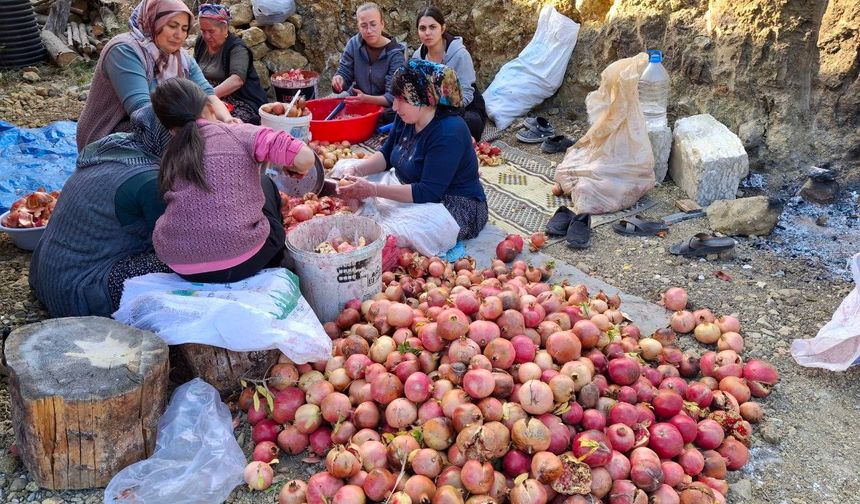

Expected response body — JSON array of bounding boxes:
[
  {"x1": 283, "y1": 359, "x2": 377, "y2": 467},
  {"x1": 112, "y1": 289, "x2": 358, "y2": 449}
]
[{"x1": 218, "y1": 0, "x2": 859, "y2": 179}]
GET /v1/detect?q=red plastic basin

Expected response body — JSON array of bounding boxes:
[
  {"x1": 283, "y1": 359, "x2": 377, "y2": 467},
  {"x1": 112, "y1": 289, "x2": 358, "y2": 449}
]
[{"x1": 306, "y1": 98, "x2": 382, "y2": 144}]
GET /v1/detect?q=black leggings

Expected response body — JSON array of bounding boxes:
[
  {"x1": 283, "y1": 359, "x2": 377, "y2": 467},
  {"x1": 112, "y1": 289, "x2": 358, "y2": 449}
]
[{"x1": 178, "y1": 176, "x2": 286, "y2": 283}]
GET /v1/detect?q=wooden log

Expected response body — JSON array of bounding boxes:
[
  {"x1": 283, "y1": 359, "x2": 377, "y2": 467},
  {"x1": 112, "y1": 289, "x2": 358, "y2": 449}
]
[
  {"x1": 99, "y1": 6, "x2": 119, "y2": 33},
  {"x1": 35, "y1": 13, "x2": 49, "y2": 25},
  {"x1": 65, "y1": 24, "x2": 73, "y2": 47},
  {"x1": 178, "y1": 344, "x2": 280, "y2": 396},
  {"x1": 41, "y1": 29, "x2": 78, "y2": 67},
  {"x1": 44, "y1": 0, "x2": 70, "y2": 36},
  {"x1": 75, "y1": 22, "x2": 94, "y2": 55},
  {"x1": 90, "y1": 16, "x2": 105, "y2": 37},
  {"x1": 5, "y1": 317, "x2": 169, "y2": 490}
]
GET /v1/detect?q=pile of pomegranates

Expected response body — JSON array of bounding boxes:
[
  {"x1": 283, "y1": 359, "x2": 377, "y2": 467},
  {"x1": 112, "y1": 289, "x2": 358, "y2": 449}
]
[
  {"x1": 280, "y1": 192, "x2": 353, "y2": 233},
  {"x1": 237, "y1": 253, "x2": 778, "y2": 504}
]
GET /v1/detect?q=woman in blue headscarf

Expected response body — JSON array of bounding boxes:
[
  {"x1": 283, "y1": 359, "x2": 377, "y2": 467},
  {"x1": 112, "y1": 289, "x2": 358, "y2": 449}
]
[
  {"x1": 338, "y1": 59, "x2": 488, "y2": 241},
  {"x1": 31, "y1": 106, "x2": 173, "y2": 317}
]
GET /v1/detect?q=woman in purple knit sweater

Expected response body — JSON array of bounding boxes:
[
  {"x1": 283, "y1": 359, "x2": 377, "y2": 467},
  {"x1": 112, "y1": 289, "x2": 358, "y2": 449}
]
[{"x1": 150, "y1": 78, "x2": 315, "y2": 283}]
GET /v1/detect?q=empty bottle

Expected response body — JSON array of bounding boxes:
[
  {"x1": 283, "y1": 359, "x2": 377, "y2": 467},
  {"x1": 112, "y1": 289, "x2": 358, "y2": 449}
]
[{"x1": 638, "y1": 49, "x2": 670, "y2": 129}]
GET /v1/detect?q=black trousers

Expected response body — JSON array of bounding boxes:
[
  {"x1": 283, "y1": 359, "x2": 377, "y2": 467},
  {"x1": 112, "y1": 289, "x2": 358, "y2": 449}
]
[{"x1": 179, "y1": 176, "x2": 286, "y2": 283}]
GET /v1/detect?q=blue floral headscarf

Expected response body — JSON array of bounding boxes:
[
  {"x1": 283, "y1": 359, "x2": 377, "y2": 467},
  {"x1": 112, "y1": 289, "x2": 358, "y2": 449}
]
[{"x1": 391, "y1": 59, "x2": 463, "y2": 108}]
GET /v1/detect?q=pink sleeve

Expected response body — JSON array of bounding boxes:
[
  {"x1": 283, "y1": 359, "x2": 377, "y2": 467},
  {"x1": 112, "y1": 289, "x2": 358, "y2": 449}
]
[{"x1": 253, "y1": 128, "x2": 305, "y2": 166}]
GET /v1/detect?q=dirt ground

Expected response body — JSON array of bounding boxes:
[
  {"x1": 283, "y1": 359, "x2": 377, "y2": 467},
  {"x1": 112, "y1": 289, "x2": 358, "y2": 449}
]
[{"x1": 1, "y1": 66, "x2": 859, "y2": 504}]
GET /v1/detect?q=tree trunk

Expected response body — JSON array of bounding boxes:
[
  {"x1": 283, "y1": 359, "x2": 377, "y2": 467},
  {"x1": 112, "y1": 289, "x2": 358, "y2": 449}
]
[
  {"x1": 41, "y1": 28, "x2": 79, "y2": 67},
  {"x1": 44, "y1": 0, "x2": 71, "y2": 36},
  {"x1": 178, "y1": 344, "x2": 280, "y2": 396},
  {"x1": 4, "y1": 317, "x2": 169, "y2": 490}
]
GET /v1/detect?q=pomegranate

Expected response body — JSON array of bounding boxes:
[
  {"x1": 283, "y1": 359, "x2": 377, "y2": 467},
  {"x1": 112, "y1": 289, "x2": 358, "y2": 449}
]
[
  {"x1": 279, "y1": 480, "x2": 308, "y2": 504},
  {"x1": 496, "y1": 239, "x2": 518, "y2": 262},
  {"x1": 252, "y1": 441, "x2": 278, "y2": 463},
  {"x1": 244, "y1": 461, "x2": 274, "y2": 491},
  {"x1": 743, "y1": 359, "x2": 779, "y2": 397},
  {"x1": 661, "y1": 288, "x2": 688, "y2": 311}
]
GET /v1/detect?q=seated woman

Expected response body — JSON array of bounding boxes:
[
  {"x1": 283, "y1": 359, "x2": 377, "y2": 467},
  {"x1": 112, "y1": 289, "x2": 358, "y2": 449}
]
[
  {"x1": 412, "y1": 6, "x2": 487, "y2": 141},
  {"x1": 331, "y1": 2, "x2": 405, "y2": 123},
  {"x1": 76, "y1": 0, "x2": 236, "y2": 151},
  {"x1": 194, "y1": 4, "x2": 268, "y2": 125},
  {"x1": 30, "y1": 106, "x2": 173, "y2": 317},
  {"x1": 150, "y1": 78, "x2": 315, "y2": 283},
  {"x1": 338, "y1": 60, "x2": 488, "y2": 242}
]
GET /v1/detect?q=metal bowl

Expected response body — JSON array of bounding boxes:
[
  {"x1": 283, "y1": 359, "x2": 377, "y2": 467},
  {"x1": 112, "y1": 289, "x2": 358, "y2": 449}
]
[{"x1": 266, "y1": 153, "x2": 325, "y2": 197}]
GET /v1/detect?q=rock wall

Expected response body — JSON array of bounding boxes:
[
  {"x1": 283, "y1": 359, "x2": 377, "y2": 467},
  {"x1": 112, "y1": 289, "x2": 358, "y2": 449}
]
[{"x1": 221, "y1": 0, "x2": 858, "y2": 178}]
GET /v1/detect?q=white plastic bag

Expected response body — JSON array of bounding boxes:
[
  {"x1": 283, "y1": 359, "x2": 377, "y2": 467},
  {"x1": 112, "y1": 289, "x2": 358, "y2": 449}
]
[
  {"x1": 252, "y1": 0, "x2": 295, "y2": 25},
  {"x1": 483, "y1": 6, "x2": 580, "y2": 129},
  {"x1": 553, "y1": 53, "x2": 656, "y2": 214},
  {"x1": 113, "y1": 268, "x2": 331, "y2": 364},
  {"x1": 791, "y1": 253, "x2": 860, "y2": 371},
  {"x1": 104, "y1": 379, "x2": 246, "y2": 504},
  {"x1": 358, "y1": 171, "x2": 460, "y2": 257}
]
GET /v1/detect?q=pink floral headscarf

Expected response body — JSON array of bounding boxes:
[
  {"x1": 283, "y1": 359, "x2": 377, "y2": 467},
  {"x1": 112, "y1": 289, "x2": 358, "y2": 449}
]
[{"x1": 128, "y1": 0, "x2": 193, "y2": 81}]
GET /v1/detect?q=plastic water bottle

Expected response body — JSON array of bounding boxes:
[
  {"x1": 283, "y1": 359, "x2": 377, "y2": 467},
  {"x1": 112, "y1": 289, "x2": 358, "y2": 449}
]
[{"x1": 639, "y1": 49, "x2": 670, "y2": 129}]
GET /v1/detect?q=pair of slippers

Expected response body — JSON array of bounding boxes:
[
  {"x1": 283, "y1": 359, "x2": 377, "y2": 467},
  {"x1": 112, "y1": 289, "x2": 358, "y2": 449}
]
[
  {"x1": 515, "y1": 117, "x2": 574, "y2": 153},
  {"x1": 613, "y1": 215, "x2": 735, "y2": 258},
  {"x1": 546, "y1": 207, "x2": 591, "y2": 249}
]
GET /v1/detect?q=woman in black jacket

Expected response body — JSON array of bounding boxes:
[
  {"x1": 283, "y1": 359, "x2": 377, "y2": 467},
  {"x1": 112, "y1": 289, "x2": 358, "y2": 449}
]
[{"x1": 194, "y1": 3, "x2": 268, "y2": 124}]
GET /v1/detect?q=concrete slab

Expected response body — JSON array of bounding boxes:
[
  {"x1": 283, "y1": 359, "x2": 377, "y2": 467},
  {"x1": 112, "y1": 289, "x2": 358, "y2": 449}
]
[{"x1": 463, "y1": 225, "x2": 669, "y2": 335}]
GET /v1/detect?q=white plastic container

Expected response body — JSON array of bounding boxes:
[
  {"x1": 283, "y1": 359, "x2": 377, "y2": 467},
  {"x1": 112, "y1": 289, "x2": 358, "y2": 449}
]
[
  {"x1": 286, "y1": 214, "x2": 384, "y2": 323},
  {"x1": 259, "y1": 105, "x2": 312, "y2": 142},
  {"x1": 638, "y1": 49, "x2": 671, "y2": 129}
]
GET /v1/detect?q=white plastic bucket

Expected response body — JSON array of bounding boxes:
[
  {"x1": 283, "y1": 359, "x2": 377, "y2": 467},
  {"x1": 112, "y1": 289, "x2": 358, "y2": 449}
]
[
  {"x1": 286, "y1": 214, "x2": 384, "y2": 323},
  {"x1": 259, "y1": 105, "x2": 312, "y2": 142}
]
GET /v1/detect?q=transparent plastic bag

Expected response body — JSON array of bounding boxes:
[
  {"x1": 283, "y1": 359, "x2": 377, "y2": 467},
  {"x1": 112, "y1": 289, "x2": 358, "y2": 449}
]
[
  {"x1": 554, "y1": 53, "x2": 657, "y2": 214},
  {"x1": 104, "y1": 379, "x2": 246, "y2": 504},
  {"x1": 791, "y1": 253, "x2": 860, "y2": 371}
]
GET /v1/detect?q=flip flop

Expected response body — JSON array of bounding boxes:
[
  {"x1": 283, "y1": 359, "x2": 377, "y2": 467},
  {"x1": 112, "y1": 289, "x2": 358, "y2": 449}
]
[
  {"x1": 612, "y1": 215, "x2": 669, "y2": 236},
  {"x1": 669, "y1": 233, "x2": 736, "y2": 257},
  {"x1": 546, "y1": 206, "x2": 574, "y2": 236},
  {"x1": 566, "y1": 213, "x2": 592, "y2": 249}
]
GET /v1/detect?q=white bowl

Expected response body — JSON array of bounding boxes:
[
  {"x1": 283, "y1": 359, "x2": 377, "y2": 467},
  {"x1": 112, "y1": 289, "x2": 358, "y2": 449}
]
[{"x1": 0, "y1": 211, "x2": 46, "y2": 251}]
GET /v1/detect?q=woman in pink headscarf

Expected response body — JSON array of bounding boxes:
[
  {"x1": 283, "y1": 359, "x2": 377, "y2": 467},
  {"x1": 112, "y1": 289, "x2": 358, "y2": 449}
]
[{"x1": 76, "y1": 0, "x2": 238, "y2": 151}]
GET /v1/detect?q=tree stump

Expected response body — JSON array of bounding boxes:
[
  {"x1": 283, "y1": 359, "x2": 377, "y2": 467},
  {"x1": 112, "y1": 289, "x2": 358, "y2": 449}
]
[
  {"x1": 4, "y1": 317, "x2": 169, "y2": 490},
  {"x1": 178, "y1": 344, "x2": 280, "y2": 396}
]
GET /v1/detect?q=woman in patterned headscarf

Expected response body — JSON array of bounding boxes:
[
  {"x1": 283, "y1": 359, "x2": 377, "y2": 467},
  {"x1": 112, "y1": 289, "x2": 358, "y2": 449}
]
[
  {"x1": 76, "y1": 0, "x2": 237, "y2": 151},
  {"x1": 338, "y1": 60, "x2": 488, "y2": 241},
  {"x1": 194, "y1": 4, "x2": 268, "y2": 124}
]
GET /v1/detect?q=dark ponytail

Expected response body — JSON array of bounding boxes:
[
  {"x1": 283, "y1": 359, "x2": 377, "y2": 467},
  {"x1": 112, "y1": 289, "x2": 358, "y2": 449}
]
[{"x1": 151, "y1": 78, "x2": 210, "y2": 194}]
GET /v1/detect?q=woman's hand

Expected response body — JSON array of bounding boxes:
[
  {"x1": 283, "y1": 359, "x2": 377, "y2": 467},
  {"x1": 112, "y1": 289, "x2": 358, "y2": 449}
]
[
  {"x1": 337, "y1": 176, "x2": 378, "y2": 201},
  {"x1": 285, "y1": 144, "x2": 316, "y2": 178},
  {"x1": 346, "y1": 88, "x2": 379, "y2": 105},
  {"x1": 332, "y1": 75, "x2": 345, "y2": 93}
]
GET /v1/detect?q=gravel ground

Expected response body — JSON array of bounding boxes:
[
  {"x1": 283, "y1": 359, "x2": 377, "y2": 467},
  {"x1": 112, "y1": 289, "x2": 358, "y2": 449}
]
[{"x1": 1, "y1": 74, "x2": 859, "y2": 504}]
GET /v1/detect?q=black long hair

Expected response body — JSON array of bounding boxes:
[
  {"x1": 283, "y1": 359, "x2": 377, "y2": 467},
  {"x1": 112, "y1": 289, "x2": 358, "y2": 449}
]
[
  {"x1": 415, "y1": 6, "x2": 456, "y2": 56},
  {"x1": 151, "y1": 78, "x2": 210, "y2": 194}
]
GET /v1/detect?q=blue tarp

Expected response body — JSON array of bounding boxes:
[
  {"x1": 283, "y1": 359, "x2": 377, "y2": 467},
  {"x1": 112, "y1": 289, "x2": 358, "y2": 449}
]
[{"x1": 0, "y1": 120, "x2": 78, "y2": 212}]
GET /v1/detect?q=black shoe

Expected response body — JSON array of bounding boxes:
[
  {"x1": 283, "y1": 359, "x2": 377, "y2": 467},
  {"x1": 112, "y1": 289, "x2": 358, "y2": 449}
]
[
  {"x1": 541, "y1": 135, "x2": 575, "y2": 154},
  {"x1": 546, "y1": 206, "x2": 574, "y2": 236},
  {"x1": 516, "y1": 117, "x2": 555, "y2": 143},
  {"x1": 566, "y1": 213, "x2": 592, "y2": 249}
]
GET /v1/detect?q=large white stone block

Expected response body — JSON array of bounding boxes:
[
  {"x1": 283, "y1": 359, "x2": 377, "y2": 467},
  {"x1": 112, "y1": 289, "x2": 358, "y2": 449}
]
[{"x1": 669, "y1": 114, "x2": 749, "y2": 206}]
